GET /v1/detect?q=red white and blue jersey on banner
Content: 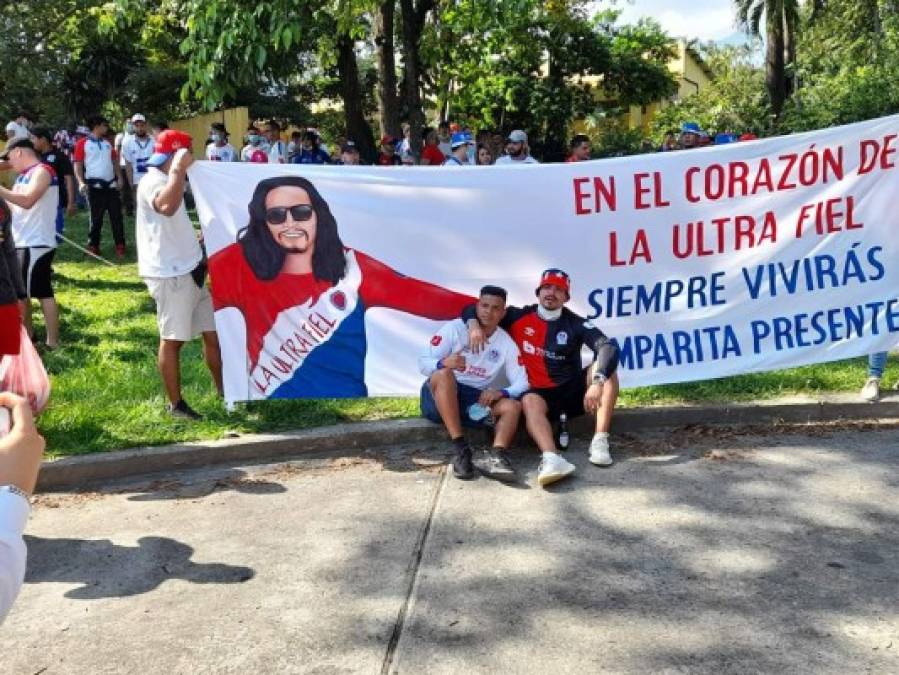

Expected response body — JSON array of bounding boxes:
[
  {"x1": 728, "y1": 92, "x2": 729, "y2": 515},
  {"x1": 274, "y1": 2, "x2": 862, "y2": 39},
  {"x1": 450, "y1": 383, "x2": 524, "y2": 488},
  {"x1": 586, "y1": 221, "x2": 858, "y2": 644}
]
[{"x1": 209, "y1": 246, "x2": 475, "y2": 398}]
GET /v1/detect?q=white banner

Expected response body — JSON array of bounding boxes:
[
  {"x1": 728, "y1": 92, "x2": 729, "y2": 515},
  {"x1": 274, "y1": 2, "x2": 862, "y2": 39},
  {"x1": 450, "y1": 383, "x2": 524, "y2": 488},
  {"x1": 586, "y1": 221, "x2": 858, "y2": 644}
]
[{"x1": 189, "y1": 115, "x2": 899, "y2": 403}]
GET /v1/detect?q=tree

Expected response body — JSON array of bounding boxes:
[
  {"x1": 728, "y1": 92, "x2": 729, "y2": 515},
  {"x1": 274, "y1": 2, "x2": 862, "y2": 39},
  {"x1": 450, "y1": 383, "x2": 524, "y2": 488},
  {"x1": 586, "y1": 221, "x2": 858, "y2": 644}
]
[
  {"x1": 155, "y1": 0, "x2": 379, "y2": 158},
  {"x1": 650, "y1": 42, "x2": 769, "y2": 141},
  {"x1": 373, "y1": 0, "x2": 401, "y2": 137},
  {"x1": 780, "y1": 0, "x2": 899, "y2": 131},
  {"x1": 734, "y1": 0, "x2": 800, "y2": 118},
  {"x1": 422, "y1": 4, "x2": 676, "y2": 159}
]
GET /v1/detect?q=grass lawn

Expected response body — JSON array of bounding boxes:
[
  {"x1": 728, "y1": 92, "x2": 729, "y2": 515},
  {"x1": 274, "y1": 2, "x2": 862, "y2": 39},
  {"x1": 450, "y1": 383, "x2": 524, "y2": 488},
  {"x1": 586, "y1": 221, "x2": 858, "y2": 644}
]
[{"x1": 25, "y1": 211, "x2": 886, "y2": 457}]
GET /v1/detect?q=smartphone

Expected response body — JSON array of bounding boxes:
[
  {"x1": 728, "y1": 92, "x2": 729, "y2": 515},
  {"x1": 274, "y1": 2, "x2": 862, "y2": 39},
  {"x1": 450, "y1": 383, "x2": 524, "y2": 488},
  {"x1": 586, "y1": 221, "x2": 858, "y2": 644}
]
[{"x1": 0, "y1": 407, "x2": 9, "y2": 437}]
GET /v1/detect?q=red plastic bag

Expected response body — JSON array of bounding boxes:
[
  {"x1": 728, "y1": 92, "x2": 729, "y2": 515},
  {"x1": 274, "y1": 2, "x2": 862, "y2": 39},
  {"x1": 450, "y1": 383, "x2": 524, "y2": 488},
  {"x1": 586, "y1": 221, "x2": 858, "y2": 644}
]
[{"x1": 0, "y1": 326, "x2": 50, "y2": 413}]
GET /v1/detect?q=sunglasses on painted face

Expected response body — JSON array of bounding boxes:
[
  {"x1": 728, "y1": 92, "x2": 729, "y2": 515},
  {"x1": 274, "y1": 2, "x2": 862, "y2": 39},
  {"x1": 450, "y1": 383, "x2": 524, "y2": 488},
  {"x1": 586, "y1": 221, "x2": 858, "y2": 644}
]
[{"x1": 265, "y1": 204, "x2": 314, "y2": 225}]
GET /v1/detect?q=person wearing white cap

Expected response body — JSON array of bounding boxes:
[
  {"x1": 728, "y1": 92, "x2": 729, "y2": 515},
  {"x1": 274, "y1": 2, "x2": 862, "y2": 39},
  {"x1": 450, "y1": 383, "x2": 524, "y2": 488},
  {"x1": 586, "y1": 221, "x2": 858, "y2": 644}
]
[
  {"x1": 122, "y1": 114, "x2": 155, "y2": 194},
  {"x1": 495, "y1": 129, "x2": 538, "y2": 164},
  {"x1": 0, "y1": 137, "x2": 62, "y2": 349}
]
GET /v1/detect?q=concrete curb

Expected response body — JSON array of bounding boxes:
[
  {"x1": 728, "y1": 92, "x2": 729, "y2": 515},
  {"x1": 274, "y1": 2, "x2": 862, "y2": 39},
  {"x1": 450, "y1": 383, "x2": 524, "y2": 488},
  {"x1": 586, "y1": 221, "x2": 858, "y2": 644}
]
[{"x1": 37, "y1": 394, "x2": 899, "y2": 491}]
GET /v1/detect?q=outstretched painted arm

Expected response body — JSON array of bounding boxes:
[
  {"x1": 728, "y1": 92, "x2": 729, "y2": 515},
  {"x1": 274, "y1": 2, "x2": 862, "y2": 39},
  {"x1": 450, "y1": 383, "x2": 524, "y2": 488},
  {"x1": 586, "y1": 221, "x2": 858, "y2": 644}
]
[{"x1": 357, "y1": 251, "x2": 475, "y2": 319}]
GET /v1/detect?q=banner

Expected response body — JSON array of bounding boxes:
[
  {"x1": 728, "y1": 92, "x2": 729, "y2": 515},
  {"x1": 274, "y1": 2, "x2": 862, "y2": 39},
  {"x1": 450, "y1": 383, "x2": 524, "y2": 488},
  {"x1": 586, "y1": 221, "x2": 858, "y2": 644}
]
[{"x1": 189, "y1": 115, "x2": 899, "y2": 403}]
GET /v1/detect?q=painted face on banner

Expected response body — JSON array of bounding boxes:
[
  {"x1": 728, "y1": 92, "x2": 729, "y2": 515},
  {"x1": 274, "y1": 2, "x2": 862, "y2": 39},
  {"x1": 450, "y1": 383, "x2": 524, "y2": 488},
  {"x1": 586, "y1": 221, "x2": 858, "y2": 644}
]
[{"x1": 265, "y1": 185, "x2": 318, "y2": 255}]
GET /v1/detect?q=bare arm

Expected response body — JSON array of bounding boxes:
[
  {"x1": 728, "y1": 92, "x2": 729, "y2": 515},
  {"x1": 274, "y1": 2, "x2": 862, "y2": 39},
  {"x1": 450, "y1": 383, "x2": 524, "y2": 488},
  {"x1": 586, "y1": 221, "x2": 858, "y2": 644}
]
[
  {"x1": 0, "y1": 169, "x2": 50, "y2": 209},
  {"x1": 64, "y1": 176, "x2": 76, "y2": 214},
  {"x1": 151, "y1": 150, "x2": 193, "y2": 217},
  {"x1": 73, "y1": 161, "x2": 86, "y2": 190}
]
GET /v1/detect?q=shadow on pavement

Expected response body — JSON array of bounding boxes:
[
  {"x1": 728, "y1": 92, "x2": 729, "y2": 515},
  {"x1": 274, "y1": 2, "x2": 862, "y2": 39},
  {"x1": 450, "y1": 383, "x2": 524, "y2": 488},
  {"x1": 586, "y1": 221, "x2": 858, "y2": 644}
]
[
  {"x1": 340, "y1": 429, "x2": 899, "y2": 673},
  {"x1": 124, "y1": 468, "x2": 288, "y2": 502},
  {"x1": 24, "y1": 535, "x2": 255, "y2": 599}
]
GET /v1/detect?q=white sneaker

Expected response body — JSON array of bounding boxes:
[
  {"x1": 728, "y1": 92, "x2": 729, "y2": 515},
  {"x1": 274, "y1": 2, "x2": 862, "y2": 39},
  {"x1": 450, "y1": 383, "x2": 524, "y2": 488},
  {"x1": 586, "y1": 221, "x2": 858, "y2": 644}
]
[
  {"x1": 860, "y1": 377, "x2": 881, "y2": 402},
  {"x1": 537, "y1": 452, "x2": 576, "y2": 487},
  {"x1": 589, "y1": 433, "x2": 613, "y2": 466}
]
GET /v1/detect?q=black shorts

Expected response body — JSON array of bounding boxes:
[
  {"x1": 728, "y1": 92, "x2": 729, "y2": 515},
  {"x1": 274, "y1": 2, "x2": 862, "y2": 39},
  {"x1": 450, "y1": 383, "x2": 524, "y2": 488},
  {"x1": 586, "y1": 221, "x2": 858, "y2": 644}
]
[
  {"x1": 525, "y1": 369, "x2": 588, "y2": 421},
  {"x1": 16, "y1": 246, "x2": 55, "y2": 299}
]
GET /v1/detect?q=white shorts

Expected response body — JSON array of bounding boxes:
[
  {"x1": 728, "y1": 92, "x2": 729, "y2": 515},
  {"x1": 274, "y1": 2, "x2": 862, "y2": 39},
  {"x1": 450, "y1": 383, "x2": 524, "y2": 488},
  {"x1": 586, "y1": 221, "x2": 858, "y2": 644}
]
[{"x1": 144, "y1": 273, "x2": 215, "y2": 341}]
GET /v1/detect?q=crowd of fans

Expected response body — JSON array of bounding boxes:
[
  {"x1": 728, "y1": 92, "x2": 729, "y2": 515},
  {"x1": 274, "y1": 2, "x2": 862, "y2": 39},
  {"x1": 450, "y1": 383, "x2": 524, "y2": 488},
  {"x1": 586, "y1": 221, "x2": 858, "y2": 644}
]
[
  {"x1": 0, "y1": 106, "x2": 894, "y2": 622},
  {"x1": 0, "y1": 110, "x2": 891, "y2": 405}
]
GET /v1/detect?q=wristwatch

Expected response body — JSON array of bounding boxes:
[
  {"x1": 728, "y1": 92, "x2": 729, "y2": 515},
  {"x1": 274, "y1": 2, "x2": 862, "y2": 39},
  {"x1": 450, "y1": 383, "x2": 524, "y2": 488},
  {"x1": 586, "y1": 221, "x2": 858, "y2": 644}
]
[
  {"x1": 592, "y1": 372, "x2": 607, "y2": 386},
  {"x1": 0, "y1": 484, "x2": 29, "y2": 500}
]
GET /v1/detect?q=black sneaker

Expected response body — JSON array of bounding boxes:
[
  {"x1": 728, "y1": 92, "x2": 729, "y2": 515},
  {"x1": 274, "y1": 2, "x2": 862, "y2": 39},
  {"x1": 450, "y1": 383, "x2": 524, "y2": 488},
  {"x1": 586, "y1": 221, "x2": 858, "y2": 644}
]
[
  {"x1": 168, "y1": 399, "x2": 203, "y2": 420},
  {"x1": 452, "y1": 443, "x2": 476, "y2": 480},
  {"x1": 475, "y1": 448, "x2": 517, "y2": 482}
]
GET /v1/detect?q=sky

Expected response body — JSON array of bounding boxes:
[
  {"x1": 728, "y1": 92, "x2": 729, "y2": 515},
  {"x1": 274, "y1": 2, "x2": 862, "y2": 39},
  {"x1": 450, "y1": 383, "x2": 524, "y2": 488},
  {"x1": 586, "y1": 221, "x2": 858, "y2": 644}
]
[{"x1": 612, "y1": 0, "x2": 751, "y2": 43}]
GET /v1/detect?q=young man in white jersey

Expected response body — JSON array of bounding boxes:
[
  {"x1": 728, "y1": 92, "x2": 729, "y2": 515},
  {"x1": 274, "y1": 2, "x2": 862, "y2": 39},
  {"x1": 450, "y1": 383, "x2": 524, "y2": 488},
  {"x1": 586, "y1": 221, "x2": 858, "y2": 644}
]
[
  {"x1": 264, "y1": 120, "x2": 287, "y2": 164},
  {"x1": 122, "y1": 114, "x2": 155, "y2": 200},
  {"x1": 205, "y1": 123, "x2": 237, "y2": 162},
  {"x1": 74, "y1": 115, "x2": 126, "y2": 258},
  {"x1": 5, "y1": 114, "x2": 30, "y2": 141},
  {"x1": 419, "y1": 285, "x2": 529, "y2": 481},
  {"x1": 0, "y1": 138, "x2": 61, "y2": 349},
  {"x1": 135, "y1": 130, "x2": 223, "y2": 420}
]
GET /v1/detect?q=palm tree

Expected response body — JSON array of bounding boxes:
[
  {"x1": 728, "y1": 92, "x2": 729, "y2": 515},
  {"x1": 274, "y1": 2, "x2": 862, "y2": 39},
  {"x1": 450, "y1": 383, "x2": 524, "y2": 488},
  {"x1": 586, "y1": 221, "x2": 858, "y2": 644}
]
[{"x1": 734, "y1": 0, "x2": 799, "y2": 118}]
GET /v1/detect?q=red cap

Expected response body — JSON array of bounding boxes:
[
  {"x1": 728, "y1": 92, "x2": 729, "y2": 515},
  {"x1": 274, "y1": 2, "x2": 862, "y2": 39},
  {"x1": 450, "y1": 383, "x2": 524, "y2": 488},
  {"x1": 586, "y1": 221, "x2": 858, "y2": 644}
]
[
  {"x1": 146, "y1": 130, "x2": 193, "y2": 167},
  {"x1": 535, "y1": 268, "x2": 571, "y2": 297},
  {"x1": 154, "y1": 129, "x2": 192, "y2": 154}
]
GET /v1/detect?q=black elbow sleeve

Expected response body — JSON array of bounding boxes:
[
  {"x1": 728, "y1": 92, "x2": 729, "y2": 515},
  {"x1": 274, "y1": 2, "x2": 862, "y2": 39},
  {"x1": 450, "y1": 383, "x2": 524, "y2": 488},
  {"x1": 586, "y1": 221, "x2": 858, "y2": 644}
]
[{"x1": 596, "y1": 341, "x2": 620, "y2": 378}]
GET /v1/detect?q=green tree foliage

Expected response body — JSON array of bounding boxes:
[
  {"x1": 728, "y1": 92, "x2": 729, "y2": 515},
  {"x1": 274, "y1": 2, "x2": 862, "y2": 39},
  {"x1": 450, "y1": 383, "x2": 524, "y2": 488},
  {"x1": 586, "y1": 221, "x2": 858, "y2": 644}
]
[
  {"x1": 424, "y1": 4, "x2": 677, "y2": 159},
  {"x1": 733, "y1": 0, "x2": 800, "y2": 117},
  {"x1": 649, "y1": 43, "x2": 769, "y2": 142},
  {"x1": 0, "y1": 0, "x2": 205, "y2": 126},
  {"x1": 781, "y1": 0, "x2": 899, "y2": 131}
]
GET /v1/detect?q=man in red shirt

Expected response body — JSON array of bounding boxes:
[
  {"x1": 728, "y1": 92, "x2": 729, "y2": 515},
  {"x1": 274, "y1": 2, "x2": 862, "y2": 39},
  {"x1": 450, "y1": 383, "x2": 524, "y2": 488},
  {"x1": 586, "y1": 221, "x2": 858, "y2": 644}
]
[
  {"x1": 466, "y1": 269, "x2": 621, "y2": 487},
  {"x1": 73, "y1": 115, "x2": 126, "y2": 257},
  {"x1": 376, "y1": 135, "x2": 402, "y2": 166},
  {"x1": 567, "y1": 134, "x2": 591, "y2": 162},
  {"x1": 420, "y1": 128, "x2": 447, "y2": 166}
]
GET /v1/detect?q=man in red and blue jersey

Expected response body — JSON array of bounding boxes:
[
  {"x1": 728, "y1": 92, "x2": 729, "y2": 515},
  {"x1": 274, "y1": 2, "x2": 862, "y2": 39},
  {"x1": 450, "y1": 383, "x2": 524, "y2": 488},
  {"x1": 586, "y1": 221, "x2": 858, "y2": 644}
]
[
  {"x1": 209, "y1": 175, "x2": 476, "y2": 400},
  {"x1": 30, "y1": 127, "x2": 77, "y2": 243},
  {"x1": 466, "y1": 268, "x2": 620, "y2": 487},
  {"x1": 0, "y1": 138, "x2": 61, "y2": 350},
  {"x1": 73, "y1": 115, "x2": 126, "y2": 258}
]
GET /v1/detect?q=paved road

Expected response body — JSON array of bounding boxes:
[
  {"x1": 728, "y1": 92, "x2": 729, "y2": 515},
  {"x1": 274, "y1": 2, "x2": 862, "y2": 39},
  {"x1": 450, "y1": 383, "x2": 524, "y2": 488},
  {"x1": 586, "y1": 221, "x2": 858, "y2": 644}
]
[{"x1": 3, "y1": 426, "x2": 898, "y2": 674}]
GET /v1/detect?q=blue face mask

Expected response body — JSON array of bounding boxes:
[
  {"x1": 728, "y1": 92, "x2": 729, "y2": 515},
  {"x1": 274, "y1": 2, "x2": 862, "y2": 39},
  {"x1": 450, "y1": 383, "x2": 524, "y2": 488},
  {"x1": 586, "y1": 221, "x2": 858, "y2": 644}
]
[
  {"x1": 211, "y1": 134, "x2": 222, "y2": 143},
  {"x1": 248, "y1": 134, "x2": 261, "y2": 145}
]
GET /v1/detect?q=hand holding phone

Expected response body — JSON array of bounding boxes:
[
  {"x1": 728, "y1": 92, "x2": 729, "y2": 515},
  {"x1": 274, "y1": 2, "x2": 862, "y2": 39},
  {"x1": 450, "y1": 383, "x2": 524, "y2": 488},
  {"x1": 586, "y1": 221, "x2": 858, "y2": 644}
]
[{"x1": 0, "y1": 393, "x2": 45, "y2": 495}]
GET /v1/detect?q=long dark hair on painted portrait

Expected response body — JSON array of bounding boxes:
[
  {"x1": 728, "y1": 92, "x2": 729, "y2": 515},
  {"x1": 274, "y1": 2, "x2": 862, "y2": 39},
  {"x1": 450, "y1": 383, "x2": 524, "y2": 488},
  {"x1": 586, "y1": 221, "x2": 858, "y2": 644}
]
[{"x1": 237, "y1": 175, "x2": 346, "y2": 282}]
